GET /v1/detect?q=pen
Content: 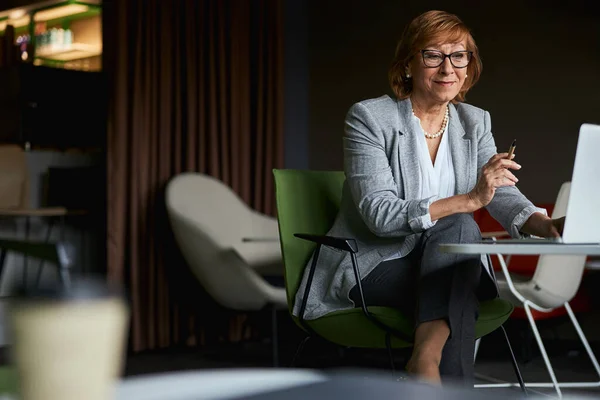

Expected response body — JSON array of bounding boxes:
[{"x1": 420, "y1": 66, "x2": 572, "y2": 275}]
[{"x1": 507, "y1": 139, "x2": 516, "y2": 159}]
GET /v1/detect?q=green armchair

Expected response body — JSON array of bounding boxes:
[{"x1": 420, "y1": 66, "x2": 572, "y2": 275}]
[{"x1": 273, "y1": 169, "x2": 525, "y2": 391}]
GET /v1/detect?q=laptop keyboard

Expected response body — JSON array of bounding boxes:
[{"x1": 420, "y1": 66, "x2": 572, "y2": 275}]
[{"x1": 482, "y1": 237, "x2": 564, "y2": 244}]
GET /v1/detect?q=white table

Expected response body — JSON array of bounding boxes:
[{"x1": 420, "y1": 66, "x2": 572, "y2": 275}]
[
  {"x1": 0, "y1": 369, "x2": 329, "y2": 400},
  {"x1": 116, "y1": 369, "x2": 327, "y2": 400},
  {"x1": 440, "y1": 243, "x2": 600, "y2": 256},
  {"x1": 439, "y1": 241, "x2": 600, "y2": 398},
  {"x1": 113, "y1": 369, "x2": 510, "y2": 400}
]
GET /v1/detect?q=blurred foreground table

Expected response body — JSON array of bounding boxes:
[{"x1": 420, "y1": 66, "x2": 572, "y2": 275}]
[{"x1": 116, "y1": 369, "x2": 518, "y2": 400}]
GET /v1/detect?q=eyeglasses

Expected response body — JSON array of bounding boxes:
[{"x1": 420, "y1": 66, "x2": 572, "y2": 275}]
[{"x1": 420, "y1": 50, "x2": 473, "y2": 68}]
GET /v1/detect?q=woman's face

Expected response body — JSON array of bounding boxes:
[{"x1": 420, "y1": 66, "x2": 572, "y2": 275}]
[{"x1": 408, "y1": 41, "x2": 469, "y2": 106}]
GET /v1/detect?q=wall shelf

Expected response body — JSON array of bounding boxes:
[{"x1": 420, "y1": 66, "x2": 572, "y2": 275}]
[
  {"x1": 35, "y1": 43, "x2": 101, "y2": 61},
  {"x1": 1, "y1": 1, "x2": 101, "y2": 70}
]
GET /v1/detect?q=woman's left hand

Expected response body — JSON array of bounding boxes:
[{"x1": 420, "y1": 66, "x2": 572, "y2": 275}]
[
  {"x1": 548, "y1": 216, "x2": 566, "y2": 238},
  {"x1": 522, "y1": 213, "x2": 565, "y2": 238}
]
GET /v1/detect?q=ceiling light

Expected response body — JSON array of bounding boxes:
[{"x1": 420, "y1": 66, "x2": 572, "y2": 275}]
[
  {"x1": 33, "y1": 4, "x2": 89, "y2": 22},
  {"x1": 9, "y1": 10, "x2": 27, "y2": 20},
  {"x1": 5, "y1": 15, "x2": 31, "y2": 28}
]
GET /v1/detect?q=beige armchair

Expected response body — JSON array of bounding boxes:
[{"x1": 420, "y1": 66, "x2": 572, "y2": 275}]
[
  {"x1": 165, "y1": 172, "x2": 286, "y2": 366},
  {"x1": 0, "y1": 145, "x2": 68, "y2": 285},
  {"x1": 0, "y1": 145, "x2": 67, "y2": 215}
]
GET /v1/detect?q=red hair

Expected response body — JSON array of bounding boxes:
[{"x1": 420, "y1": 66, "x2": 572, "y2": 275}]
[{"x1": 389, "y1": 10, "x2": 482, "y2": 103}]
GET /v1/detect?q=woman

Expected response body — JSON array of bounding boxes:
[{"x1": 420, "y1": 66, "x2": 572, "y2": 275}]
[{"x1": 292, "y1": 10, "x2": 564, "y2": 384}]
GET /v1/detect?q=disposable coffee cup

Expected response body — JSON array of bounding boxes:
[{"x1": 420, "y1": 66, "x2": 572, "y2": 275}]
[{"x1": 8, "y1": 278, "x2": 129, "y2": 400}]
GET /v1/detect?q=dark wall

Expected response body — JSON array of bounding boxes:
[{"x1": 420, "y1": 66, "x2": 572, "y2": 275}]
[
  {"x1": 0, "y1": 0, "x2": 47, "y2": 11},
  {"x1": 0, "y1": 65, "x2": 106, "y2": 149},
  {"x1": 306, "y1": 0, "x2": 600, "y2": 203},
  {"x1": 284, "y1": 0, "x2": 309, "y2": 169}
]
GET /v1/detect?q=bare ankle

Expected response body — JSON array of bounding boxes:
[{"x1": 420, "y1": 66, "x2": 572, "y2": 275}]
[
  {"x1": 411, "y1": 346, "x2": 442, "y2": 366},
  {"x1": 406, "y1": 352, "x2": 442, "y2": 384},
  {"x1": 407, "y1": 319, "x2": 449, "y2": 385}
]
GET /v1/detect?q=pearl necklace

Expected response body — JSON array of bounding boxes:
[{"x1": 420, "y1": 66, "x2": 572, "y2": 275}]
[{"x1": 413, "y1": 106, "x2": 449, "y2": 139}]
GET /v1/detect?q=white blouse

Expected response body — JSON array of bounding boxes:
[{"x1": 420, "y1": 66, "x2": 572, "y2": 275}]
[
  {"x1": 413, "y1": 113, "x2": 455, "y2": 203},
  {"x1": 384, "y1": 113, "x2": 455, "y2": 262}
]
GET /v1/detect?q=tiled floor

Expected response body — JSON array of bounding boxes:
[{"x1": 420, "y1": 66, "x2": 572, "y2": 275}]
[{"x1": 475, "y1": 355, "x2": 600, "y2": 397}]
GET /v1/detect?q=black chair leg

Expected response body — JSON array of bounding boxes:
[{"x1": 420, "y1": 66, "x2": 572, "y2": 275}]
[
  {"x1": 385, "y1": 332, "x2": 395, "y2": 374},
  {"x1": 271, "y1": 305, "x2": 279, "y2": 367},
  {"x1": 35, "y1": 218, "x2": 55, "y2": 287},
  {"x1": 501, "y1": 325, "x2": 527, "y2": 395},
  {"x1": 291, "y1": 336, "x2": 311, "y2": 367}
]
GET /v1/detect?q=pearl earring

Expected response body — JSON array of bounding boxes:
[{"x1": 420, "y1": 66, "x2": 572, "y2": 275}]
[
  {"x1": 465, "y1": 74, "x2": 468, "y2": 77},
  {"x1": 406, "y1": 73, "x2": 411, "y2": 78}
]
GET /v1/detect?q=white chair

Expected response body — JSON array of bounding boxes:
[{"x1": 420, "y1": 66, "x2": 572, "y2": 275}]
[
  {"x1": 165, "y1": 173, "x2": 286, "y2": 365},
  {"x1": 475, "y1": 182, "x2": 600, "y2": 397}
]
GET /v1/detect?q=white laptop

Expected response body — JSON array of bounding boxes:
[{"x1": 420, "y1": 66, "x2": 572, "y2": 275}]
[{"x1": 491, "y1": 123, "x2": 600, "y2": 245}]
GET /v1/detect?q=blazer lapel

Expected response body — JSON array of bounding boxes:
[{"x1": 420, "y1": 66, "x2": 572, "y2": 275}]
[
  {"x1": 448, "y1": 104, "x2": 471, "y2": 195},
  {"x1": 396, "y1": 100, "x2": 472, "y2": 198},
  {"x1": 395, "y1": 98, "x2": 421, "y2": 200}
]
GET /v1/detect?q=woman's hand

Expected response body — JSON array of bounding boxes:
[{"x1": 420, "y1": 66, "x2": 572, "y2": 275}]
[
  {"x1": 468, "y1": 153, "x2": 521, "y2": 209},
  {"x1": 552, "y1": 216, "x2": 566, "y2": 236},
  {"x1": 522, "y1": 214, "x2": 565, "y2": 238},
  {"x1": 544, "y1": 216, "x2": 565, "y2": 238}
]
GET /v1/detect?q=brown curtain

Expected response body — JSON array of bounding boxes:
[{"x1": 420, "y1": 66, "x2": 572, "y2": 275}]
[{"x1": 104, "y1": 0, "x2": 284, "y2": 352}]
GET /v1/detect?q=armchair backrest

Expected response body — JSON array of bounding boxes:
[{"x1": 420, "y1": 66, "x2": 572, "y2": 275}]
[
  {"x1": 166, "y1": 173, "x2": 254, "y2": 249},
  {"x1": 0, "y1": 145, "x2": 30, "y2": 209},
  {"x1": 273, "y1": 169, "x2": 345, "y2": 313},
  {"x1": 165, "y1": 173, "x2": 276, "y2": 310},
  {"x1": 532, "y1": 182, "x2": 587, "y2": 307}
]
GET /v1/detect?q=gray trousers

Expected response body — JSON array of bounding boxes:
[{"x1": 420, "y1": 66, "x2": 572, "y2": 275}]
[{"x1": 349, "y1": 214, "x2": 485, "y2": 384}]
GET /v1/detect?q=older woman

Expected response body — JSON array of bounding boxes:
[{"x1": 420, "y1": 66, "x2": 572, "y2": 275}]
[{"x1": 292, "y1": 10, "x2": 564, "y2": 384}]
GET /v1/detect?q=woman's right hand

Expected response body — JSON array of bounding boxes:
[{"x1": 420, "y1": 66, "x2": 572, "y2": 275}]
[{"x1": 468, "y1": 153, "x2": 521, "y2": 209}]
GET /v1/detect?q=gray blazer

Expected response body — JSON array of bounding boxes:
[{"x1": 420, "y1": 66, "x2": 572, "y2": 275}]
[{"x1": 293, "y1": 95, "x2": 545, "y2": 320}]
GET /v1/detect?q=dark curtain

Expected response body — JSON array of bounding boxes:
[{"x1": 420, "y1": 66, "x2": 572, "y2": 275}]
[
  {"x1": 0, "y1": 26, "x2": 19, "y2": 68},
  {"x1": 104, "y1": 0, "x2": 284, "y2": 352}
]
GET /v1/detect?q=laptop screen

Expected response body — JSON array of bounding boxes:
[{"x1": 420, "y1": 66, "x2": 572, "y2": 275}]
[{"x1": 562, "y1": 124, "x2": 600, "y2": 244}]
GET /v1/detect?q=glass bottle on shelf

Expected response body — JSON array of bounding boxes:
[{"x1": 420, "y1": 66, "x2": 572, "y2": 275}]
[
  {"x1": 49, "y1": 28, "x2": 57, "y2": 51},
  {"x1": 34, "y1": 22, "x2": 47, "y2": 53},
  {"x1": 64, "y1": 28, "x2": 73, "y2": 48}
]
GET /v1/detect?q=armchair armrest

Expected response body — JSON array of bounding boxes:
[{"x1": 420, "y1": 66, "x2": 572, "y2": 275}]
[
  {"x1": 0, "y1": 207, "x2": 68, "y2": 217},
  {"x1": 242, "y1": 237, "x2": 279, "y2": 242},
  {"x1": 294, "y1": 233, "x2": 358, "y2": 253}
]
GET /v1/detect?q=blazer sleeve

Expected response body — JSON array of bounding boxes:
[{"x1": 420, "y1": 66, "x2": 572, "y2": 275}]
[
  {"x1": 478, "y1": 110, "x2": 547, "y2": 237},
  {"x1": 344, "y1": 102, "x2": 440, "y2": 238}
]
